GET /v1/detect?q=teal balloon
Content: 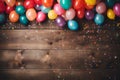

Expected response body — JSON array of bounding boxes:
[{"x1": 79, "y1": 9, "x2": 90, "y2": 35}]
[
  {"x1": 68, "y1": 20, "x2": 79, "y2": 31},
  {"x1": 40, "y1": 6, "x2": 51, "y2": 13},
  {"x1": 15, "y1": 5, "x2": 25, "y2": 15},
  {"x1": 19, "y1": 15, "x2": 29, "y2": 25},
  {"x1": 0, "y1": 13, "x2": 6, "y2": 25},
  {"x1": 60, "y1": 0, "x2": 72, "y2": 10},
  {"x1": 94, "y1": 14, "x2": 104, "y2": 25},
  {"x1": 106, "y1": 0, "x2": 116, "y2": 7}
]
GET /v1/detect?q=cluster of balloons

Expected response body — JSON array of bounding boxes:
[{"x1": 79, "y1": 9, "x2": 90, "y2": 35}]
[{"x1": 0, "y1": 0, "x2": 120, "y2": 31}]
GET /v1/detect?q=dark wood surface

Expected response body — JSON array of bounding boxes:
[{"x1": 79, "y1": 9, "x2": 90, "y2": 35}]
[{"x1": 0, "y1": 19, "x2": 120, "y2": 80}]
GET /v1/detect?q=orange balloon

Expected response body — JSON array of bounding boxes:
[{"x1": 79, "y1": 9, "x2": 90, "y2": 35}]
[
  {"x1": 85, "y1": 3, "x2": 94, "y2": 10},
  {"x1": 26, "y1": 8, "x2": 37, "y2": 21},
  {"x1": 42, "y1": 0, "x2": 53, "y2": 7},
  {"x1": 5, "y1": 0, "x2": 16, "y2": 7},
  {"x1": 9, "y1": 10, "x2": 19, "y2": 22},
  {"x1": 16, "y1": 1, "x2": 24, "y2": 6}
]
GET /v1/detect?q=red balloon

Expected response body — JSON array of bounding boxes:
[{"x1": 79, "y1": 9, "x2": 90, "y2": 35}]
[
  {"x1": 77, "y1": 8, "x2": 85, "y2": 19},
  {"x1": 34, "y1": 0, "x2": 42, "y2": 5},
  {"x1": 0, "y1": 1, "x2": 6, "y2": 13},
  {"x1": 6, "y1": 6, "x2": 14, "y2": 14},
  {"x1": 73, "y1": 0, "x2": 85, "y2": 10},
  {"x1": 16, "y1": 1, "x2": 24, "y2": 6},
  {"x1": 42, "y1": 0, "x2": 53, "y2": 7},
  {"x1": 24, "y1": 0, "x2": 35, "y2": 9}
]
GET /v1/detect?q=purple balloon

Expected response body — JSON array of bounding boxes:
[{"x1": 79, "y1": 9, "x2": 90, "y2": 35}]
[
  {"x1": 55, "y1": 16, "x2": 66, "y2": 27},
  {"x1": 35, "y1": 4, "x2": 41, "y2": 11},
  {"x1": 85, "y1": 10, "x2": 95, "y2": 20},
  {"x1": 113, "y1": 3, "x2": 120, "y2": 17}
]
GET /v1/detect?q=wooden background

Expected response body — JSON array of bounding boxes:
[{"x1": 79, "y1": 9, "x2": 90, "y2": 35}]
[{"x1": 0, "y1": 18, "x2": 120, "y2": 80}]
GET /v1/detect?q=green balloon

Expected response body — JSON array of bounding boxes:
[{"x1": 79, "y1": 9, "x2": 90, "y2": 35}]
[
  {"x1": 19, "y1": 15, "x2": 29, "y2": 25},
  {"x1": 0, "y1": 13, "x2": 6, "y2": 25},
  {"x1": 60, "y1": 0, "x2": 71, "y2": 10},
  {"x1": 106, "y1": 0, "x2": 116, "y2": 7},
  {"x1": 15, "y1": 5, "x2": 25, "y2": 15}
]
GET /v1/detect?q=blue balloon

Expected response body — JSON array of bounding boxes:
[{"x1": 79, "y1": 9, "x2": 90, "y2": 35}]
[
  {"x1": 19, "y1": 15, "x2": 29, "y2": 25},
  {"x1": 68, "y1": 20, "x2": 79, "y2": 31},
  {"x1": 60, "y1": 0, "x2": 72, "y2": 10},
  {"x1": 40, "y1": 6, "x2": 51, "y2": 13},
  {"x1": 0, "y1": 13, "x2": 6, "y2": 25},
  {"x1": 15, "y1": 5, "x2": 25, "y2": 15},
  {"x1": 94, "y1": 14, "x2": 104, "y2": 25}
]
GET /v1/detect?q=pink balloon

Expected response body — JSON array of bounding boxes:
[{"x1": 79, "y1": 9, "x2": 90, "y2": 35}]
[
  {"x1": 65, "y1": 8, "x2": 76, "y2": 20},
  {"x1": 54, "y1": 3, "x2": 65, "y2": 15},
  {"x1": 36, "y1": 11, "x2": 46, "y2": 22},
  {"x1": 113, "y1": 3, "x2": 120, "y2": 17},
  {"x1": 96, "y1": 2, "x2": 106, "y2": 14},
  {"x1": 57, "y1": 0, "x2": 60, "y2": 3}
]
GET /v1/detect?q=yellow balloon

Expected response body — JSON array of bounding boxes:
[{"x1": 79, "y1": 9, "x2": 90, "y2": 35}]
[
  {"x1": 85, "y1": 0, "x2": 96, "y2": 5},
  {"x1": 107, "y1": 9, "x2": 115, "y2": 20},
  {"x1": 48, "y1": 10, "x2": 57, "y2": 20}
]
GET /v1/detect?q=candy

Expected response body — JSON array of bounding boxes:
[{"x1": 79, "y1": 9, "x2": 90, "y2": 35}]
[
  {"x1": 9, "y1": 10, "x2": 19, "y2": 23},
  {"x1": 68, "y1": 20, "x2": 79, "y2": 31}
]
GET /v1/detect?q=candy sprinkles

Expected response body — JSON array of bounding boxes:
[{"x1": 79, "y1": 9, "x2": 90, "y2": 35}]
[{"x1": 0, "y1": 0, "x2": 120, "y2": 30}]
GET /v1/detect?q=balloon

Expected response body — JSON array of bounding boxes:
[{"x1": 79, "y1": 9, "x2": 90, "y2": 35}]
[
  {"x1": 107, "y1": 9, "x2": 115, "y2": 20},
  {"x1": 35, "y1": 4, "x2": 41, "y2": 11},
  {"x1": 40, "y1": 5, "x2": 51, "y2": 13},
  {"x1": 15, "y1": 5, "x2": 26, "y2": 15},
  {"x1": 55, "y1": 16, "x2": 66, "y2": 27},
  {"x1": 19, "y1": 15, "x2": 29, "y2": 25},
  {"x1": 96, "y1": 2, "x2": 106, "y2": 14},
  {"x1": 60, "y1": 0, "x2": 72, "y2": 10},
  {"x1": 85, "y1": 10, "x2": 94, "y2": 20},
  {"x1": 5, "y1": 0, "x2": 16, "y2": 7},
  {"x1": 68, "y1": 20, "x2": 79, "y2": 31},
  {"x1": 113, "y1": 3, "x2": 120, "y2": 17},
  {"x1": 0, "y1": 13, "x2": 6, "y2": 25},
  {"x1": 34, "y1": 0, "x2": 42, "y2": 5},
  {"x1": 57, "y1": 0, "x2": 60, "y2": 3},
  {"x1": 54, "y1": 3, "x2": 65, "y2": 15},
  {"x1": 16, "y1": 1, "x2": 24, "y2": 6},
  {"x1": 65, "y1": 8, "x2": 76, "y2": 20},
  {"x1": 9, "y1": 10, "x2": 19, "y2": 23},
  {"x1": 6, "y1": 6, "x2": 14, "y2": 14},
  {"x1": 85, "y1": 0, "x2": 96, "y2": 5},
  {"x1": 24, "y1": 0, "x2": 35, "y2": 9},
  {"x1": 42, "y1": 0, "x2": 53, "y2": 7},
  {"x1": 106, "y1": 0, "x2": 115, "y2": 8},
  {"x1": 48, "y1": 10, "x2": 58, "y2": 20},
  {"x1": 0, "y1": 1, "x2": 6, "y2": 13},
  {"x1": 85, "y1": 3, "x2": 94, "y2": 10},
  {"x1": 73, "y1": 0, "x2": 85, "y2": 10},
  {"x1": 94, "y1": 14, "x2": 104, "y2": 25},
  {"x1": 77, "y1": 8, "x2": 85, "y2": 19},
  {"x1": 26, "y1": 8, "x2": 37, "y2": 21},
  {"x1": 36, "y1": 11, "x2": 46, "y2": 22}
]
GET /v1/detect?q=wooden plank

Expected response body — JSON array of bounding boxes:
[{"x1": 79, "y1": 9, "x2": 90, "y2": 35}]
[
  {"x1": 0, "y1": 49, "x2": 119, "y2": 69},
  {"x1": 0, "y1": 30, "x2": 120, "y2": 49},
  {"x1": 0, "y1": 69, "x2": 119, "y2": 80}
]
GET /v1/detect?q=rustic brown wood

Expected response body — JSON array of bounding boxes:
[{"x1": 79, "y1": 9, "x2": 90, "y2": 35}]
[{"x1": 0, "y1": 30, "x2": 120, "y2": 49}]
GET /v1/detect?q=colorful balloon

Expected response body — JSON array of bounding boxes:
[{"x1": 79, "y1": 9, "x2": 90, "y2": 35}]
[
  {"x1": 54, "y1": 3, "x2": 65, "y2": 15},
  {"x1": 85, "y1": 10, "x2": 94, "y2": 20},
  {"x1": 107, "y1": 9, "x2": 115, "y2": 20},
  {"x1": 35, "y1": 5, "x2": 41, "y2": 11},
  {"x1": 19, "y1": 15, "x2": 29, "y2": 25},
  {"x1": 24, "y1": 0, "x2": 35, "y2": 9},
  {"x1": 9, "y1": 10, "x2": 19, "y2": 23},
  {"x1": 113, "y1": 3, "x2": 120, "y2": 17},
  {"x1": 0, "y1": 13, "x2": 6, "y2": 25},
  {"x1": 85, "y1": 0, "x2": 96, "y2": 5},
  {"x1": 42, "y1": 0, "x2": 53, "y2": 7},
  {"x1": 68, "y1": 20, "x2": 79, "y2": 31},
  {"x1": 0, "y1": 1, "x2": 6, "y2": 13},
  {"x1": 36, "y1": 11, "x2": 46, "y2": 22},
  {"x1": 6, "y1": 6, "x2": 14, "y2": 14},
  {"x1": 77, "y1": 8, "x2": 85, "y2": 19},
  {"x1": 106, "y1": 0, "x2": 115, "y2": 8},
  {"x1": 96, "y1": 2, "x2": 106, "y2": 14},
  {"x1": 40, "y1": 5, "x2": 51, "y2": 13},
  {"x1": 15, "y1": 5, "x2": 26, "y2": 15},
  {"x1": 60, "y1": 0, "x2": 72, "y2": 10},
  {"x1": 94, "y1": 14, "x2": 104, "y2": 25},
  {"x1": 5, "y1": 0, "x2": 16, "y2": 7},
  {"x1": 34, "y1": 0, "x2": 42, "y2": 5},
  {"x1": 55, "y1": 16, "x2": 66, "y2": 27},
  {"x1": 26, "y1": 8, "x2": 37, "y2": 21},
  {"x1": 65, "y1": 8, "x2": 76, "y2": 20},
  {"x1": 16, "y1": 1, "x2": 24, "y2": 6},
  {"x1": 85, "y1": 3, "x2": 94, "y2": 10},
  {"x1": 73, "y1": 0, "x2": 85, "y2": 10},
  {"x1": 48, "y1": 10, "x2": 58, "y2": 20}
]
